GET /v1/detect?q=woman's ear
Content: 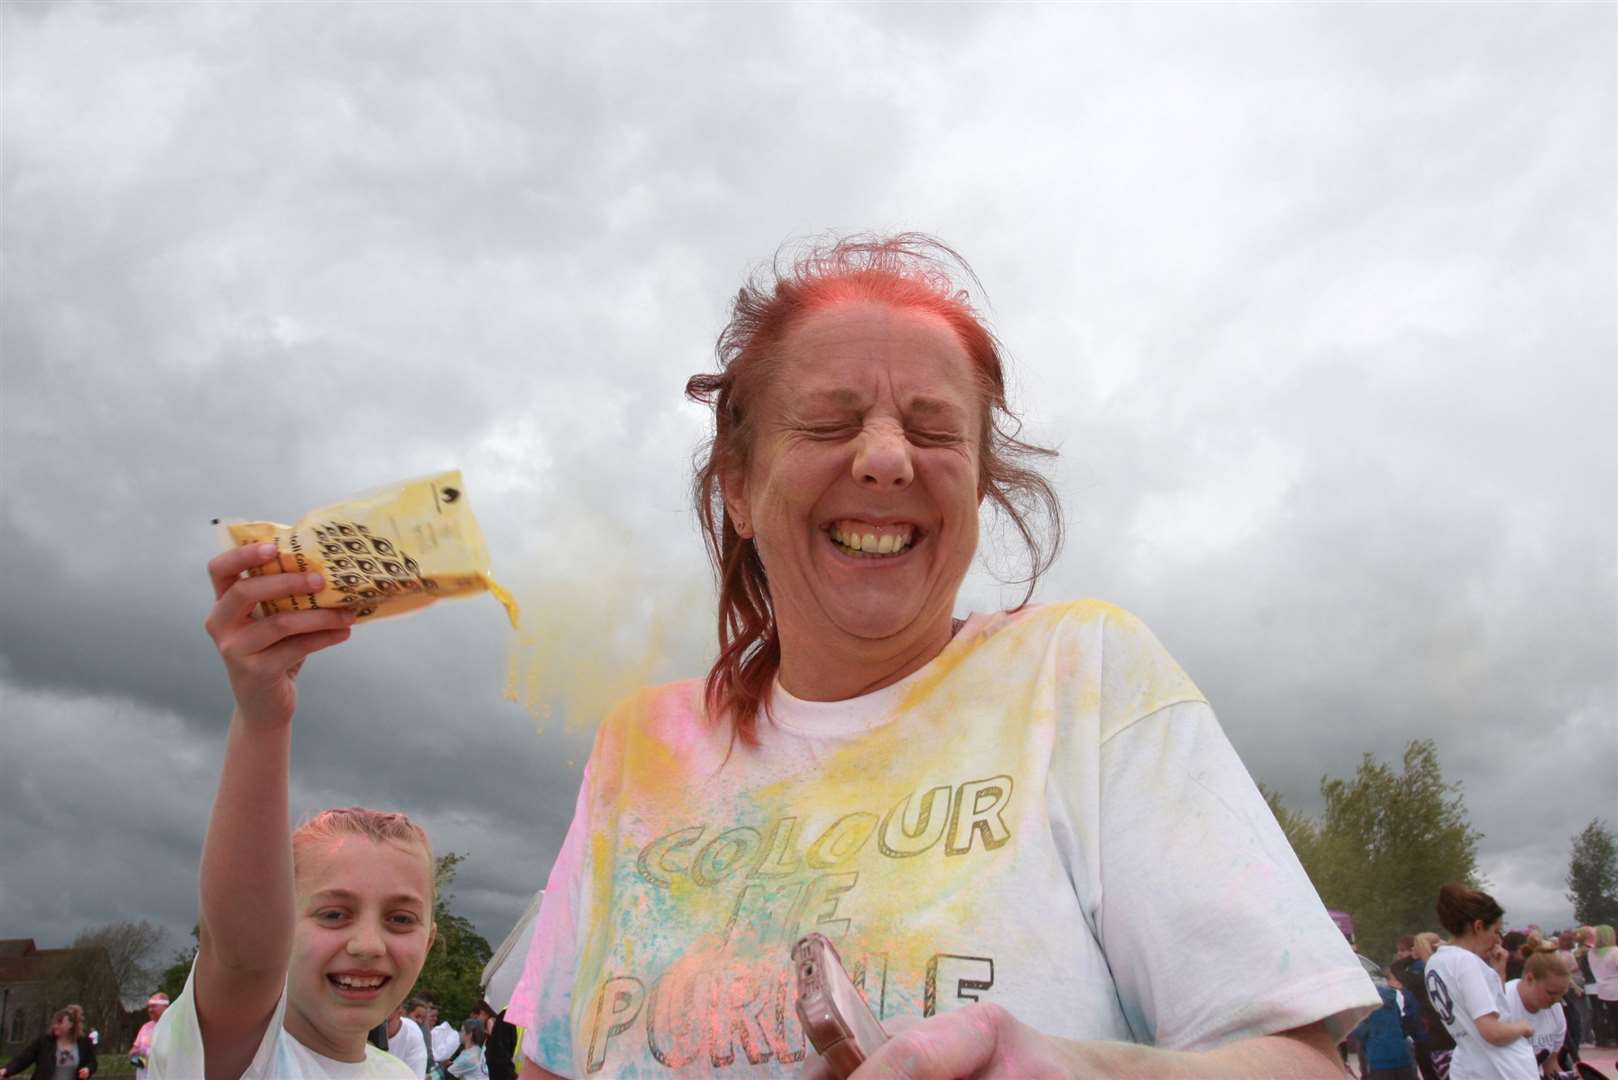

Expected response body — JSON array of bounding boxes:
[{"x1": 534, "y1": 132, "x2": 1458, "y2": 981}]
[{"x1": 721, "y1": 469, "x2": 753, "y2": 539}]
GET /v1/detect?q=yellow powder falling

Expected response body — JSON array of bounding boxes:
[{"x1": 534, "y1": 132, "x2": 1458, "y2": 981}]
[{"x1": 501, "y1": 510, "x2": 712, "y2": 734}]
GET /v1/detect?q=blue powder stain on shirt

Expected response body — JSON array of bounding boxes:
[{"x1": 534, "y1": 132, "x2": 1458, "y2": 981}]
[
  {"x1": 1117, "y1": 995, "x2": 1156, "y2": 1044},
  {"x1": 1279, "y1": 948, "x2": 1291, "y2": 973}
]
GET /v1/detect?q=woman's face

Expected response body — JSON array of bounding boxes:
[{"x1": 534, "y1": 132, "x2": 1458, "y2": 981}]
[
  {"x1": 728, "y1": 300, "x2": 983, "y2": 668},
  {"x1": 51, "y1": 1015, "x2": 71, "y2": 1038}
]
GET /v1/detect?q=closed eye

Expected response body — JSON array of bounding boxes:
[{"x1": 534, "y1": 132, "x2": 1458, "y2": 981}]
[
  {"x1": 909, "y1": 429, "x2": 964, "y2": 445},
  {"x1": 801, "y1": 423, "x2": 858, "y2": 439}
]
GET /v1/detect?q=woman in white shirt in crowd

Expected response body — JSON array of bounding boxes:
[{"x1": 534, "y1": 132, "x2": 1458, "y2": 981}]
[
  {"x1": 1422, "y1": 883, "x2": 1537, "y2": 1079},
  {"x1": 1500, "y1": 947, "x2": 1573, "y2": 1078},
  {"x1": 1591, "y1": 924, "x2": 1618, "y2": 1047},
  {"x1": 447, "y1": 1021, "x2": 488, "y2": 1079}
]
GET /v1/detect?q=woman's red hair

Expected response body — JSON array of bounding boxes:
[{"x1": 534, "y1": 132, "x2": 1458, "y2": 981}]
[{"x1": 685, "y1": 233, "x2": 1062, "y2": 747}]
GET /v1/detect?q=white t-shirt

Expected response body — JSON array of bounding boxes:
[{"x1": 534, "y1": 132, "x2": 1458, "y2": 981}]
[
  {"x1": 430, "y1": 1022, "x2": 460, "y2": 1062},
  {"x1": 390, "y1": 1016, "x2": 429, "y2": 1078},
  {"x1": 1500, "y1": 979, "x2": 1566, "y2": 1061},
  {"x1": 150, "y1": 963, "x2": 415, "y2": 1079},
  {"x1": 506, "y1": 600, "x2": 1379, "y2": 1078},
  {"x1": 1422, "y1": 945, "x2": 1537, "y2": 1080},
  {"x1": 1592, "y1": 947, "x2": 1618, "y2": 1001}
]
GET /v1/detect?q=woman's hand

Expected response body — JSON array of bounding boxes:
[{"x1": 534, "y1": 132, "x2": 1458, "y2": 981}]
[
  {"x1": 808, "y1": 1007, "x2": 1344, "y2": 1080},
  {"x1": 205, "y1": 543, "x2": 354, "y2": 728},
  {"x1": 76, "y1": 1069, "x2": 89, "y2": 1080},
  {"x1": 837, "y1": 1004, "x2": 1076, "y2": 1079}
]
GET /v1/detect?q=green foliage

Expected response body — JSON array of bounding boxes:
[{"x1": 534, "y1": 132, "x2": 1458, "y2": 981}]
[
  {"x1": 409, "y1": 852, "x2": 494, "y2": 1026},
  {"x1": 1266, "y1": 739, "x2": 1482, "y2": 961},
  {"x1": 1566, "y1": 818, "x2": 1618, "y2": 927}
]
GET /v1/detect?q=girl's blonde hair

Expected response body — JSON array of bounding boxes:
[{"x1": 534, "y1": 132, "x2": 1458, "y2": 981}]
[
  {"x1": 53, "y1": 1004, "x2": 85, "y2": 1039},
  {"x1": 291, "y1": 807, "x2": 434, "y2": 897},
  {"x1": 1523, "y1": 946, "x2": 1568, "y2": 982},
  {"x1": 1413, "y1": 931, "x2": 1443, "y2": 959}
]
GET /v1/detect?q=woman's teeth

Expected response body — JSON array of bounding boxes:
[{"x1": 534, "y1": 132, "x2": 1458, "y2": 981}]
[
  {"x1": 830, "y1": 524, "x2": 915, "y2": 556},
  {"x1": 331, "y1": 974, "x2": 386, "y2": 990}
]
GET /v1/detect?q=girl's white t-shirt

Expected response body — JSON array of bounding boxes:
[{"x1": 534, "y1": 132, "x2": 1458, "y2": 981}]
[
  {"x1": 1422, "y1": 945, "x2": 1537, "y2": 1080},
  {"x1": 1499, "y1": 979, "x2": 1566, "y2": 1061},
  {"x1": 150, "y1": 962, "x2": 415, "y2": 1079}
]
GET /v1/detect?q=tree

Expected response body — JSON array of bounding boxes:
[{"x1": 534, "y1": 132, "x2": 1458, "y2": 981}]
[
  {"x1": 1566, "y1": 819, "x2": 1618, "y2": 927},
  {"x1": 410, "y1": 853, "x2": 494, "y2": 1025},
  {"x1": 1265, "y1": 739, "x2": 1482, "y2": 960},
  {"x1": 73, "y1": 920, "x2": 168, "y2": 1009}
]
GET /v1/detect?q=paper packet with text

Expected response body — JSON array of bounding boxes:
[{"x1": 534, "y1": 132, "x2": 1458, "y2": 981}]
[{"x1": 223, "y1": 470, "x2": 519, "y2": 627}]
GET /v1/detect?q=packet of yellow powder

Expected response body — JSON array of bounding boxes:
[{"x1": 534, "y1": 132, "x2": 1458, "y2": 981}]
[{"x1": 222, "y1": 470, "x2": 519, "y2": 627}]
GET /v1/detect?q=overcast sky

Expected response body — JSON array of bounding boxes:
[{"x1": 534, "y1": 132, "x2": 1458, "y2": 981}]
[{"x1": 3, "y1": 2, "x2": 1613, "y2": 979}]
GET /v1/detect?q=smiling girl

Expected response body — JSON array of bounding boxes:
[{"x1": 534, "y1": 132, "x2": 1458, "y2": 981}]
[{"x1": 150, "y1": 544, "x2": 433, "y2": 1079}]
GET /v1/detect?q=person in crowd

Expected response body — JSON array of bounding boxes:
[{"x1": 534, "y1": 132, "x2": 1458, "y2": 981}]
[
  {"x1": 1350, "y1": 971, "x2": 1422, "y2": 1080},
  {"x1": 407, "y1": 999, "x2": 446, "y2": 1080},
  {"x1": 1395, "y1": 935, "x2": 1419, "y2": 978},
  {"x1": 148, "y1": 548, "x2": 436, "y2": 1078},
  {"x1": 386, "y1": 1001, "x2": 429, "y2": 1079},
  {"x1": 470, "y1": 1002, "x2": 516, "y2": 1080},
  {"x1": 128, "y1": 992, "x2": 168, "y2": 1080},
  {"x1": 1506, "y1": 931, "x2": 1529, "y2": 981},
  {"x1": 0, "y1": 1005, "x2": 96, "y2": 1079},
  {"x1": 1399, "y1": 932, "x2": 1454, "y2": 1080},
  {"x1": 1555, "y1": 930, "x2": 1586, "y2": 1063},
  {"x1": 505, "y1": 234, "x2": 1379, "y2": 1079},
  {"x1": 428, "y1": 1007, "x2": 459, "y2": 1076},
  {"x1": 1423, "y1": 883, "x2": 1537, "y2": 1078},
  {"x1": 447, "y1": 1020, "x2": 488, "y2": 1079},
  {"x1": 1500, "y1": 947, "x2": 1573, "y2": 1078},
  {"x1": 1591, "y1": 924, "x2": 1618, "y2": 1048}
]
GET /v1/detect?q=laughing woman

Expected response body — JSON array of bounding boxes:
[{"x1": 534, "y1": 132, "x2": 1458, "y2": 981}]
[{"x1": 507, "y1": 234, "x2": 1379, "y2": 1078}]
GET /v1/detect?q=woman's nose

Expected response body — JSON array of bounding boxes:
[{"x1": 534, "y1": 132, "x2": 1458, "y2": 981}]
[
  {"x1": 852, "y1": 423, "x2": 914, "y2": 489},
  {"x1": 346, "y1": 922, "x2": 385, "y2": 957}
]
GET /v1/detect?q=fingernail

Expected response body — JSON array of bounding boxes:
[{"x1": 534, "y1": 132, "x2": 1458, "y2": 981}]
[
  {"x1": 257, "y1": 543, "x2": 277, "y2": 558},
  {"x1": 306, "y1": 573, "x2": 323, "y2": 590}
]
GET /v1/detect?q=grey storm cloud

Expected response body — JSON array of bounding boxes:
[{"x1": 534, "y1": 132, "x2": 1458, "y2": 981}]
[{"x1": 2, "y1": 0, "x2": 1612, "y2": 958}]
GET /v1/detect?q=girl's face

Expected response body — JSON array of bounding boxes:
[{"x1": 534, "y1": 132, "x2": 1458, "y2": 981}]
[
  {"x1": 1468, "y1": 917, "x2": 1503, "y2": 955},
  {"x1": 51, "y1": 1015, "x2": 72, "y2": 1039},
  {"x1": 284, "y1": 836, "x2": 434, "y2": 1060}
]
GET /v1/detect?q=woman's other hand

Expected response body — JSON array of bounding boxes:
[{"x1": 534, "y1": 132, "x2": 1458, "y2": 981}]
[
  {"x1": 840, "y1": 1003, "x2": 1073, "y2": 1079},
  {"x1": 205, "y1": 543, "x2": 354, "y2": 728}
]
